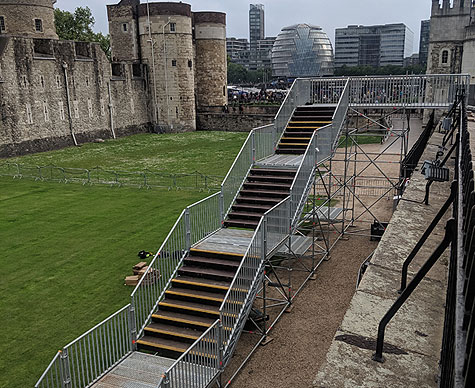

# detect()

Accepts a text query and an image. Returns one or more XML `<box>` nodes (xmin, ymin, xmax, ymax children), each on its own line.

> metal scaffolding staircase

<box><xmin>35</xmin><ymin>74</ymin><xmax>469</xmax><ymax>388</ymax></box>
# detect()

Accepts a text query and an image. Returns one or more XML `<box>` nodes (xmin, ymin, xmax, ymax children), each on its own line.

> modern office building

<box><xmin>419</xmin><ymin>20</ymin><xmax>431</xmax><ymax>67</ymax></box>
<box><xmin>335</xmin><ymin>23</ymin><xmax>414</xmax><ymax>68</ymax></box>
<box><xmin>272</xmin><ymin>24</ymin><xmax>334</xmax><ymax>78</ymax></box>
<box><xmin>249</xmin><ymin>4</ymin><xmax>265</xmax><ymax>51</ymax></box>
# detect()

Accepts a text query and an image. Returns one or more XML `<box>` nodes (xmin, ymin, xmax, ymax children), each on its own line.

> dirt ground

<box><xmin>222</xmin><ymin>118</ymin><xmax>423</xmax><ymax>388</ymax></box>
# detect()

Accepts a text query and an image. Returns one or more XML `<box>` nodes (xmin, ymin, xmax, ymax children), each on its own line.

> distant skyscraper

<box><xmin>249</xmin><ymin>4</ymin><xmax>265</xmax><ymax>51</ymax></box>
<box><xmin>419</xmin><ymin>20</ymin><xmax>430</xmax><ymax>67</ymax></box>
<box><xmin>335</xmin><ymin>23</ymin><xmax>414</xmax><ymax>68</ymax></box>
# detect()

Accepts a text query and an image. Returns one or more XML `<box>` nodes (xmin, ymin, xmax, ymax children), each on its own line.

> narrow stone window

<box><xmin>40</xmin><ymin>75</ymin><xmax>45</xmax><ymax>88</ymax></box>
<box><xmin>223</xmin><ymin>86</ymin><xmax>226</xmax><ymax>96</ymax></box>
<box><xmin>100</xmin><ymin>99</ymin><xmax>105</xmax><ymax>116</ymax></box>
<box><xmin>43</xmin><ymin>101</ymin><xmax>49</xmax><ymax>122</ymax></box>
<box><xmin>441</xmin><ymin>50</ymin><xmax>449</xmax><ymax>65</ymax></box>
<box><xmin>122</xmin><ymin>23</ymin><xmax>128</xmax><ymax>32</ymax></box>
<box><xmin>130</xmin><ymin>98</ymin><xmax>135</xmax><ymax>114</ymax></box>
<box><xmin>85</xmin><ymin>76</ymin><xmax>89</xmax><ymax>87</ymax></box>
<box><xmin>188</xmin><ymin>60</ymin><xmax>192</xmax><ymax>68</ymax></box>
<box><xmin>22</xmin><ymin>75</ymin><xmax>28</xmax><ymax>88</ymax></box>
<box><xmin>170</xmin><ymin>23</ymin><xmax>176</xmax><ymax>32</ymax></box>
<box><xmin>87</xmin><ymin>99</ymin><xmax>93</xmax><ymax>118</ymax></box>
<box><xmin>172</xmin><ymin>59</ymin><xmax>177</xmax><ymax>67</ymax></box>
<box><xmin>73</xmin><ymin>100</ymin><xmax>79</xmax><ymax>119</ymax></box>
<box><xmin>59</xmin><ymin>101</ymin><xmax>65</xmax><ymax>121</ymax></box>
<box><xmin>35</xmin><ymin>19</ymin><xmax>43</xmax><ymax>32</ymax></box>
<box><xmin>0</xmin><ymin>16</ymin><xmax>5</xmax><ymax>32</ymax></box>
<box><xmin>26</xmin><ymin>103</ymin><xmax>33</xmax><ymax>124</ymax></box>
<box><xmin>176</xmin><ymin>106</ymin><xmax>179</xmax><ymax>119</ymax></box>
<box><xmin>56</xmin><ymin>75</ymin><xmax>61</xmax><ymax>88</ymax></box>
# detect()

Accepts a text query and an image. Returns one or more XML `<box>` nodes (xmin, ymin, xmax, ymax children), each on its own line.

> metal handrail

<box><xmin>162</xmin><ymin>320</ymin><xmax>222</xmax><ymax>388</ymax></box>
<box><xmin>34</xmin><ymin>351</ymin><xmax>62</xmax><ymax>388</ymax></box>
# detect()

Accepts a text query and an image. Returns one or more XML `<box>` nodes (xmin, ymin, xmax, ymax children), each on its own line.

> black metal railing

<box><xmin>372</xmin><ymin>92</ymin><xmax>475</xmax><ymax>388</ymax></box>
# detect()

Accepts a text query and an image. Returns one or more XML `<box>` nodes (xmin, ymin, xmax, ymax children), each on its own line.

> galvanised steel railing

<box><xmin>312</xmin><ymin>77</ymin><xmax>349</xmax><ymax>104</ymax></box>
<box><xmin>349</xmin><ymin>74</ymin><xmax>470</xmax><ymax>108</ymax></box>
<box><xmin>161</xmin><ymin>320</ymin><xmax>222</xmax><ymax>388</ymax></box>
<box><xmin>221</xmin><ymin>124</ymin><xmax>276</xmax><ymax>219</ymax></box>
<box><xmin>219</xmin><ymin>197</ymin><xmax>291</xmax><ymax>364</ymax></box>
<box><xmin>35</xmin><ymin>305</ymin><xmax>133</xmax><ymax>388</ymax></box>
<box><xmin>331</xmin><ymin>80</ymin><xmax>350</xmax><ymax>149</ymax></box>
<box><xmin>131</xmin><ymin>192</ymin><xmax>221</xmax><ymax>338</ymax></box>
<box><xmin>275</xmin><ymin>78</ymin><xmax>312</xmax><ymax>141</ymax></box>
<box><xmin>0</xmin><ymin>162</ymin><xmax>223</xmax><ymax>191</ymax></box>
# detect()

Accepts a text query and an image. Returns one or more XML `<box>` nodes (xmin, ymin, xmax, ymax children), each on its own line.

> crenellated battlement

<box><xmin>432</xmin><ymin>0</ymin><xmax>473</xmax><ymax>16</ymax></box>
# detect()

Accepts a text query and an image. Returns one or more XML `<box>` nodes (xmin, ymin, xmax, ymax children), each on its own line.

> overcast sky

<box><xmin>55</xmin><ymin>0</ymin><xmax>432</xmax><ymax>53</ymax></box>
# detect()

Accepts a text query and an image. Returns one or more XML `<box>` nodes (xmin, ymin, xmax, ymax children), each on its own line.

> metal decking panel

<box><xmin>277</xmin><ymin>235</ymin><xmax>313</xmax><ymax>257</ymax></box>
<box><xmin>193</xmin><ymin>228</ymin><xmax>254</xmax><ymax>256</ymax></box>
<box><xmin>256</xmin><ymin>154</ymin><xmax>304</xmax><ymax>168</ymax></box>
<box><xmin>92</xmin><ymin>352</ymin><xmax>174</xmax><ymax>388</ymax></box>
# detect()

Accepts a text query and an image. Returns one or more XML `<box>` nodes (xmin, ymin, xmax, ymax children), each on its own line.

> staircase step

<box><xmin>250</xmin><ymin>168</ymin><xmax>297</xmax><ymax>176</ymax></box>
<box><xmin>243</xmin><ymin>182</ymin><xmax>292</xmax><ymax>190</ymax></box>
<box><xmin>190</xmin><ymin>248</ymin><xmax>243</xmax><ymax>261</ymax></box>
<box><xmin>227</xmin><ymin>211</ymin><xmax>264</xmax><ymax>219</ymax></box>
<box><xmin>276</xmin><ymin>149</ymin><xmax>306</xmax><ymax>155</ymax></box>
<box><xmin>178</xmin><ymin>265</ymin><xmax>236</xmax><ymax>282</ymax></box>
<box><xmin>136</xmin><ymin>336</ymin><xmax>188</xmax><ymax>358</ymax></box>
<box><xmin>278</xmin><ymin>143</ymin><xmax>309</xmax><ymax>147</ymax></box>
<box><xmin>166</xmin><ymin>286</ymin><xmax>225</xmax><ymax>304</ymax></box>
<box><xmin>152</xmin><ymin>310</ymin><xmax>216</xmax><ymax>329</ymax></box>
<box><xmin>247</xmin><ymin>175</ymin><xmax>294</xmax><ymax>183</ymax></box>
<box><xmin>232</xmin><ymin>203</ymin><xmax>274</xmax><ymax>212</ymax></box>
<box><xmin>281</xmin><ymin>137</ymin><xmax>312</xmax><ymax>141</ymax></box>
<box><xmin>159</xmin><ymin>298</ymin><xmax>220</xmax><ymax>318</ymax></box>
<box><xmin>289</xmin><ymin>121</ymin><xmax>332</xmax><ymax>125</ymax></box>
<box><xmin>240</xmin><ymin>189</ymin><xmax>290</xmax><ymax>197</ymax></box>
<box><xmin>184</xmin><ymin>255</ymin><xmax>240</xmax><ymax>271</ymax></box>
<box><xmin>236</xmin><ymin>196</ymin><xmax>282</xmax><ymax>205</ymax></box>
<box><xmin>172</xmin><ymin>275</ymin><xmax>230</xmax><ymax>292</ymax></box>
<box><xmin>224</xmin><ymin>219</ymin><xmax>260</xmax><ymax>229</ymax></box>
<box><xmin>144</xmin><ymin>322</ymin><xmax>204</xmax><ymax>342</ymax></box>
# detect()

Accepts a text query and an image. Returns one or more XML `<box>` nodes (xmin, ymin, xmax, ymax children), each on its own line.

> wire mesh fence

<box><xmin>0</xmin><ymin>162</ymin><xmax>223</xmax><ymax>192</ymax></box>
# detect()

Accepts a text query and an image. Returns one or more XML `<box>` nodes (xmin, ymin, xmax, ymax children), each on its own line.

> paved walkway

<box><xmin>314</xmin><ymin>131</ymin><xmax>453</xmax><ymax>387</ymax></box>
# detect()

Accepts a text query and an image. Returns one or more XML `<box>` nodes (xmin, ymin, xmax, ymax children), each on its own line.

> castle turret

<box><xmin>193</xmin><ymin>12</ymin><xmax>227</xmax><ymax>109</ymax></box>
<box><xmin>0</xmin><ymin>0</ymin><xmax>58</xmax><ymax>39</ymax></box>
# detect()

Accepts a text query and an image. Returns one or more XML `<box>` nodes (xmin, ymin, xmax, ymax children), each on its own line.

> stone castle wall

<box><xmin>0</xmin><ymin>36</ymin><xmax>151</xmax><ymax>157</ymax></box>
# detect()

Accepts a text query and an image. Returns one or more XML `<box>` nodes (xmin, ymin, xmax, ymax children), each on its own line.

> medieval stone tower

<box><xmin>107</xmin><ymin>1</ymin><xmax>228</xmax><ymax>132</ymax></box>
<box><xmin>0</xmin><ymin>0</ymin><xmax>58</xmax><ymax>39</ymax></box>
<box><xmin>427</xmin><ymin>0</ymin><xmax>474</xmax><ymax>77</ymax></box>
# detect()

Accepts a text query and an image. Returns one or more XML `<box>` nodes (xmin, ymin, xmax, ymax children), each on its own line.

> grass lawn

<box><xmin>6</xmin><ymin>131</ymin><xmax>248</xmax><ymax>176</ymax></box>
<box><xmin>338</xmin><ymin>134</ymin><xmax>382</xmax><ymax>148</ymax></box>
<box><xmin>0</xmin><ymin>132</ymin><xmax>246</xmax><ymax>388</ymax></box>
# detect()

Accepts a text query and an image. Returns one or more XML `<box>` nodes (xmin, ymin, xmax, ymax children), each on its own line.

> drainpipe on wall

<box><xmin>108</xmin><ymin>82</ymin><xmax>116</xmax><ymax>139</ymax></box>
<box><xmin>62</xmin><ymin>62</ymin><xmax>78</xmax><ymax>146</ymax></box>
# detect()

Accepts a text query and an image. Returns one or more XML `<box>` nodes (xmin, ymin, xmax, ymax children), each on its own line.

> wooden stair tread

<box><xmin>166</xmin><ymin>286</ymin><xmax>225</xmax><ymax>302</ymax></box>
<box><xmin>237</xmin><ymin>196</ymin><xmax>282</xmax><ymax>203</ymax></box>
<box><xmin>179</xmin><ymin>265</ymin><xmax>236</xmax><ymax>278</ymax></box>
<box><xmin>145</xmin><ymin>322</ymin><xmax>204</xmax><ymax>339</ymax></box>
<box><xmin>184</xmin><ymin>256</ymin><xmax>240</xmax><ymax>268</ymax></box>
<box><xmin>172</xmin><ymin>275</ymin><xmax>230</xmax><ymax>289</ymax></box>
<box><xmin>250</xmin><ymin>168</ymin><xmax>297</xmax><ymax>174</ymax></box>
<box><xmin>278</xmin><ymin>143</ymin><xmax>309</xmax><ymax>146</ymax></box>
<box><xmin>244</xmin><ymin>182</ymin><xmax>292</xmax><ymax>189</ymax></box>
<box><xmin>232</xmin><ymin>203</ymin><xmax>274</xmax><ymax>211</ymax></box>
<box><xmin>228</xmin><ymin>211</ymin><xmax>264</xmax><ymax>218</ymax></box>
<box><xmin>224</xmin><ymin>219</ymin><xmax>259</xmax><ymax>227</ymax></box>
<box><xmin>160</xmin><ymin>298</ymin><xmax>220</xmax><ymax>314</ymax></box>
<box><xmin>152</xmin><ymin>310</ymin><xmax>216</xmax><ymax>326</ymax></box>
<box><xmin>240</xmin><ymin>189</ymin><xmax>289</xmax><ymax>196</ymax></box>
<box><xmin>137</xmin><ymin>336</ymin><xmax>188</xmax><ymax>352</ymax></box>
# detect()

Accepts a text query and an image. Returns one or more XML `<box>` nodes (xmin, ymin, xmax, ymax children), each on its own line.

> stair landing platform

<box><xmin>92</xmin><ymin>352</ymin><xmax>174</xmax><ymax>388</ymax></box>
<box><xmin>256</xmin><ymin>154</ymin><xmax>303</xmax><ymax>168</ymax></box>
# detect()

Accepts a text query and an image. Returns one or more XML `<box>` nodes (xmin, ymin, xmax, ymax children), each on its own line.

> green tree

<box><xmin>54</xmin><ymin>7</ymin><xmax>111</xmax><ymax>59</ymax></box>
<box><xmin>335</xmin><ymin>64</ymin><xmax>426</xmax><ymax>77</ymax></box>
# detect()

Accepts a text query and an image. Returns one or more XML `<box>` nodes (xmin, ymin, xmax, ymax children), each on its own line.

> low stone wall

<box><xmin>196</xmin><ymin>113</ymin><xmax>274</xmax><ymax>132</ymax></box>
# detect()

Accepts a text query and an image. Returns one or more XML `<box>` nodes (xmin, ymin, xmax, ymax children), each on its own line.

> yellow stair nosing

<box><xmin>152</xmin><ymin>314</ymin><xmax>212</xmax><ymax>327</ymax></box>
<box><xmin>190</xmin><ymin>248</ymin><xmax>243</xmax><ymax>258</ymax></box>
<box><xmin>289</xmin><ymin>121</ymin><xmax>331</xmax><ymax>124</ymax></box>
<box><xmin>159</xmin><ymin>302</ymin><xmax>220</xmax><ymax>316</ymax></box>
<box><xmin>279</xmin><ymin>143</ymin><xmax>309</xmax><ymax>146</ymax></box>
<box><xmin>165</xmin><ymin>290</ymin><xmax>223</xmax><ymax>302</ymax></box>
<box><xmin>172</xmin><ymin>278</ymin><xmax>229</xmax><ymax>291</ymax></box>
<box><xmin>144</xmin><ymin>327</ymin><xmax>199</xmax><ymax>340</ymax></box>
<box><xmin>137</xmin><ymin>340</ymin><xmax>186</xmax><ymax>353</ymax></box>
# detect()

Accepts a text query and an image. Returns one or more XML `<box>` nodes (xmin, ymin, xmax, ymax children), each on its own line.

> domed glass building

<box><xmin>272</xmin><ymin>24</ymin><xmax>334</xmax><ymax>78</ymax></box>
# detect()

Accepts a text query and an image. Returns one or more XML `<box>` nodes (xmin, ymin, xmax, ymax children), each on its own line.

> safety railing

<box><xmin>219</xmin><ymin>197</ymin><xmax>290</xmax><ymax>364</ymax></box>
<box><xmin>275</xmin><ymin>78</ymin><xmax>312</xmax><ymax>140</ymax></box>
<box><xmin>312</xmin><ymin>77</ymin><xmax>349</xmax><ymax>104</ymax></box>
<box><xmin>0</xmin><ymin>162</ymin><xmax>223</xmax><ymax>191</ymax></box>
<box><xmin>221</xmin><ymin>124</ymin><xmax>276</xmax><ymax>219</ymax></box>
<box><xmin>331</xmin><ymin>80</ymin><xmax>350</xmax><ymax>149</ymax></box>
<box><xmin>35</xmin><ymin>305</ymin><xmax>133</xmax><ymax>388</ymax></box>
<box><xmin>131</xmin><ymin>192</ymin><xmax>221</xmax><ymax>338</ymax></box>
<box><xmin>161</xmin><ymin>320</ymin><xmax>222</xmax><ymax>388</ymax></box>
<box><xmin>349</xmin><ymin>74</ymin><xmax>470</xmax><ymax>108</ymax></box>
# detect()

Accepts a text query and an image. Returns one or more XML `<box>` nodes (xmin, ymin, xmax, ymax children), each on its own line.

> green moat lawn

<box><xmin>0</xmin><ymin>132</ymin><xmax>247</xmax><ymax>388</ymax></box>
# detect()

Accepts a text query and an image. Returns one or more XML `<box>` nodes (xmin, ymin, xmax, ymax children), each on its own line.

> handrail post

<box><xmin>161</xmin><ymin>372</ymin><xmax>170</xmax><ymax>388</ymax></box>
<box><xmin>185</xmin><ymin>207</ymin><xmax>191</xmax><ymax>251</ymax></box>
<box><xmin>219</xmin><ymin>191</ymin><xmax>224</xmax><ymax>225</ymax></box>
<box><xmin>251</xmin><ymin>131</ymin><xmax>256</xmax><ymax>165</ymax></box>
<box><xmin>129</xmin><ymin>301</ymin><xmax>138</xmax><ymax>350</ymax></box>
<box><xmin>373</xmin><ymin>218</ymin><xmax>456</xmax><ymax>363</ymax></box>
<box><xmin>218</xmin><ymin>320</ymin><xmax>224</xmax><ymax>372</ymax></box>
<box><xmin>60</xmin><ymin>349</ymin><xmax>71</xmax><ymax>388</ymax></box>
